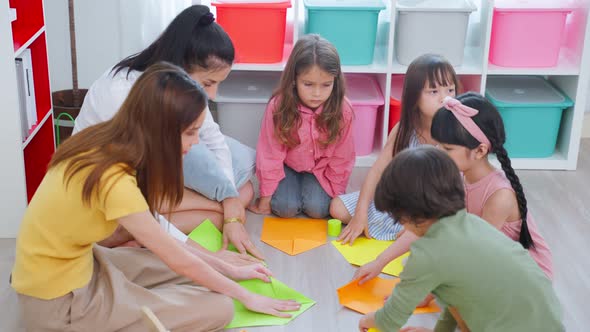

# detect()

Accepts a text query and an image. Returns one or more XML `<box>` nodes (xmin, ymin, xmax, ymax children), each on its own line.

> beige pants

<box><xmin>18</xmin><ymin>246</ymin><xmax>234</xmax><ymax>332</ymax></box>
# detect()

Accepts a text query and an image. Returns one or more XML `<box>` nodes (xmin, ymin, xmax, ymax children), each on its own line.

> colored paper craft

<box><xmin>261</xmin><ymin>217</ymin><xmax>327</xmax><ymax>255</ymax></box>
<box><xmin>187</xmin><ymin>219</ymin><xmax>237</xmax><ymax>252</ymax></box>
<box><xmin>337</xmin><ymin>277</ymin><xmax>440</xmax><ymax>315</ymax></box>
<box><xmin>187</xmin><ymin>220</ymin><xmax>316</xmax><ymax>328</ymax></box>
<box><xmin>227</xmin><ymin>277</ymin><xmax>316</xmax><ymax>328</ymax></box>
<box><xmin>332</xmin><ymin>238</ymin><xmax>410</xmax><ymax>276</ymax></box>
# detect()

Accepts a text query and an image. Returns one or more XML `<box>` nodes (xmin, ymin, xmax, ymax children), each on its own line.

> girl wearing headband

<box><xmin>431</xmin><ymin>92</ymin><xmax>553</xmax><ymax>280</ymax></box>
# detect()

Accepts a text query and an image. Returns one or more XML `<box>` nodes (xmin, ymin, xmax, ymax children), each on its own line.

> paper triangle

<box><xmin>332</xmin><ymin>238</ymin><xmax>410</xmax><ymax>276</ymax></box>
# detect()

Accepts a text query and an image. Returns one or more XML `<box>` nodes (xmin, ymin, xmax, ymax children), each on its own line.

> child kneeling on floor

<box><xmin>358</xmin><ymin>146</ymin><xmax>562</xmax><ymax>332</ymax></box>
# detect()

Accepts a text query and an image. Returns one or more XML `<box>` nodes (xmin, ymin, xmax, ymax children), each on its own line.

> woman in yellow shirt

<box><xmin>11</xmin><ymin>62</ymin><xmax>299</xmax><ymax>331</ymax></box>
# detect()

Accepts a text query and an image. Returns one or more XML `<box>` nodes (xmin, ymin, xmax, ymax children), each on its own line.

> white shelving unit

<box><xmin>0</xmin><ymin>0</ymin><xmax>55</xmax><ymax>238</ymax></box>
<box><xmin>208</xmin><ymin>0</ymin><xmax>589</xmax><ymax>170</ymax></box>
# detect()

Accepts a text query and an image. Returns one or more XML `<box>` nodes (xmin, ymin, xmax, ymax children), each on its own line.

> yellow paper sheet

<box><xmin>261</xmin><ymin>217</ymin><xmax>327</xmax><ymax>255</ymax></box>
<box><xmin>332</xmin><ymin>238</ymin><xmax>410</xmax><ymax>276</ymax></box>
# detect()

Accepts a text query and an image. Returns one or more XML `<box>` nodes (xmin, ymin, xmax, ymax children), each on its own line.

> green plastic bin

<box><xmin>485</xmin><ymin>76</ymin><xmax>573</xmax><ymax>158</ymax></box>
<box><xmin>303</xmin><ymin>0</ymin><xmax>385</xmax><ymax>65</ymax></box>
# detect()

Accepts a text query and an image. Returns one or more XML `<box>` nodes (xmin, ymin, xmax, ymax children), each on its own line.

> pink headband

<box><xmin>443</xmin><ymin>96</ymin><xmax>491</xmax><ymax>149</ymax></box>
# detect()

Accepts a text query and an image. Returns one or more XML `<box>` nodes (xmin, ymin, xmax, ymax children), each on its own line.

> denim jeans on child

<box><xmin>271</xmin><ymin>165</ymin><xmax>331</xmax><ymax>219</ymax></box>
<box><xmin>183</xmin><ymin>136</ymin><xmax>255</xmax><ymax>202</ymax></box>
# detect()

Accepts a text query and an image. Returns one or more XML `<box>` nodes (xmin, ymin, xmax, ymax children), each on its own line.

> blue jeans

<box><xmin>183</xmin><ymin>136</ymin><xmax>255</xmax><ymax>202</ymax></box>
<box><xmin>271</xmin><ymin>166</ymin><xmax>331</xmax><ymax>219</ymax></box>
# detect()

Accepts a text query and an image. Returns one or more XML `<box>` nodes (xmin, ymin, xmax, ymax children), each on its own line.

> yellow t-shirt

<box><xmin>11</xmin><ymin>161</ymin><xmax>149</xmax><ymax>299</ymax></box>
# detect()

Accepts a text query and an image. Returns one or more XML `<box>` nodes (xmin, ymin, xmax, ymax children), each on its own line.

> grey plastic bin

<box><xmin>395</xmin><ymin>0</ymin><xmax>476</xmax><ymax>66</ymax></box>
<box><xmin>215</xmin><ymin>71</ymin><xmax>280</xmax><ymax>149</ymax></box>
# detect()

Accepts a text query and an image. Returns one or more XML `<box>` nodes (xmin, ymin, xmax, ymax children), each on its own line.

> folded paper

<box><xmin>332</xmin><ymin>238</ymin><xmax>410</xmax><ymax>276</ymax></box>
<box><xmin>261</xmin><ymin>217</ymin><xmax>327</xmax><ymax>255</ymax></box>
<box><xmin>187</xmin><ymin>220</ymin><xmax>315</xmax><ymax>328</ymax></box>
<box><xmin>337</xmin><ymin>277</ymin><xmax>440</xmax><ymax>315</ymax></box>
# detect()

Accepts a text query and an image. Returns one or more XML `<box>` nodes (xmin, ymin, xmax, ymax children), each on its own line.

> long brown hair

<box><xmin>50</xmin><ymin>62</ymin><xmax>208</xmax><ymax>214</ymax></box>
<box><xmin>271</xmin><ymin>34</ymin><xmax>345</xmax><ymax>148</ymax></box>
<box><xmin>392</xmin><ymin>54</ymin><xmax>461</xmax><ymax>156</ymax></box>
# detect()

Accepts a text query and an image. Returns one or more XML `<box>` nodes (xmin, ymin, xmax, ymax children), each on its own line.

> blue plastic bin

<box><xmin>485</xmin><ymin>76</ymin><xmax>573</xmax><ymax>158</ymax></box>
<box><xmin>303</xmin><ymin>0</ymin><xmax>385</xmax><ymax>65</ymax></box>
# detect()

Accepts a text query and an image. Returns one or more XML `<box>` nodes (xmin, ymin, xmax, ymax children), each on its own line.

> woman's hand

<box><xmin>214</xmin><ymin>249</ymin><xmax>262</xmax><ymax>267</ymax></box>
<box><xmin>339</xmin><ymin>213</ymin><xmax>371</xmax><ymax>245</ymax></box>
<box><xmin>222</xmin><ymin>222</ymin><xmax>265</xmax><ymax>260</ymax></box>
<box><xmin>227</xmin><ymin>263</ymin><xmax>273</xmax><ymax>282</ymax></box>
<box><xmin>241</xmin><ymin>292</ymin><xmax>301</xmax><ymax>318</ymax></box>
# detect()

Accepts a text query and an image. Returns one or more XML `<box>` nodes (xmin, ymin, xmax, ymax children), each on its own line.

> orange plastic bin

<box><xmin>212</xmin><ymin>1</ymin><xmax>291</xmax><ymax>63</ymax></box>
<box><xmin>388</xmin><ymin>75</ymin><xmax>404</xmax><ymax>133</ymax></box>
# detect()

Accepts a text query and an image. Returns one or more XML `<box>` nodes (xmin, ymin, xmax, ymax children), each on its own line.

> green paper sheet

<box><xmin>332</xmin><ymin>238</ymin><xmax>410</xmax><ymax>276</ymax></box>
<box><xmin>227</xmin><ymin>277</ymin><xmax>316</xmax><ymax>329</ymax></box>
<box><xmin>187</xmin><ymin>219</ymin><xmax>237</xmax><ymax>252</ymax></box>
<box><xmin>187</xmin><ymin>220</ymin><xmax>316</xmax><ymax>328</ymax></box>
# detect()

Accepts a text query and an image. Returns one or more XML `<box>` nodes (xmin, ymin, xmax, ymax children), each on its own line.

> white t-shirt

<box><xmin>74</xmin><ymin>67</ymin><xmax>235</xmax><ymax>242</ymax></box>
<box><xmin>73</xmin><ymin>67</ymin><xmax>236</xmax><ymax>185</ymax></box>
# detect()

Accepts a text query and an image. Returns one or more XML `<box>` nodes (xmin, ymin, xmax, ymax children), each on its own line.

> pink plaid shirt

<box><xmin>256</xmin><ymin>97</ymin><xmax>355</xmax><ymax>198</ymax></box>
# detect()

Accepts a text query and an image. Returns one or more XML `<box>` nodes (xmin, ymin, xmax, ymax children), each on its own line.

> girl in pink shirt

<box><xmin>431</xmin><ymin>92</ymin><xmax>553</xmax><ymax>280</ymax></box>
<box><xmin>248</xmin><ymin>34</ymin><xmax>355</xmax><ymax>219</ymax></box>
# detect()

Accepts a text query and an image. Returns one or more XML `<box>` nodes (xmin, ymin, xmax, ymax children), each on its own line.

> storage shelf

<box><xmin>489</xmin><ymin>150</ymin><xmax>570</xmax><ymax>170</ymax></box>
<box><xmin>391</xmin><ymin>46</ymin><xmax>483</xmax><ymax>75</ymax></box>
<box><xmin>217</xmin><ymin>0</ymin><xmax>590</xmax><ymax>171</ymax></box>
<box><xmin>342</xmin><ymin>45</ymin><xmax>389</xmax><ymax>74</ymax></box>
<box><xmin>232</xmin><ymin>43</ymin><xmax>292</xmax><ymax>71</ymax></box>
<box><xmin>22</xmin><ymin>109</ymin><xmax>52</xmax><ymax>150</ymax></box>
<box><xmin>13</xmin><ymin>26</ymin><xmax>44</xmax><ymax>57</ymax></box>
<box><xmin>487</xmin><ymin>48</ymin><xmax>581</xmax><ymax>76</ymax></box>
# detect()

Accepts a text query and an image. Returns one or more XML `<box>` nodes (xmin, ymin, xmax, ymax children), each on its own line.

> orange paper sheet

<box><xmin>337</xmin><ymin>277</ymin><xmax>440</xmax><ymax>315</ymax></box>
<box><xmin>261</xmin><ymin>217</ymin><xmax>327</xmax><ymax>255</ymax></box>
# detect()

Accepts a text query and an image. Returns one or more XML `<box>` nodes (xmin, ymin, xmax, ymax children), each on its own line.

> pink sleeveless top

<box><xmin>465</xmin><ymin>170</ymin><xmax>553</xmax><ymax>280</ymax></box>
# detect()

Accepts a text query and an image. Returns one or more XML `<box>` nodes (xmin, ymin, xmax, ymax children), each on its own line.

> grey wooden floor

<box><xmin>2</xmin><ymin>140</ymin><xmax>590</xmax><ymax>331</ymax></box>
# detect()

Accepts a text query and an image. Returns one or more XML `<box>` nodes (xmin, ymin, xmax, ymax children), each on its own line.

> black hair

<box><xmin>431</xmin><ymin>92</ymin><xmax>534</xmax><ymax>248</ymax></box>
<box><xmin>392</xmin><ymin>53</ymin><xmax>461</xmax><ymax>156</ymax></box>
<box><xmin>375</xmin><ymin>146</ymin><xmax>465</xmax><ymax>224</ymax></box>
<box><xmin>113</xmin><ymin>5</ymin><xmax>234</xmax><ymax>77</ymax></box>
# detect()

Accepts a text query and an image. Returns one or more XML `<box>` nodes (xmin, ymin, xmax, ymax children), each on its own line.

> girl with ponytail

<box><xmin>74</xmin><ymin>5</ymin><xmax>265</xmax><ymax>261</ymax></box>
<box><xmin>431</xmin><ymin>92</ymin><xmax>553</xmax><ymax>279</ymax></box>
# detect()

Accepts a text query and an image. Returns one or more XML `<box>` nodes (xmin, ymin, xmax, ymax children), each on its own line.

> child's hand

<box><xmin>247</xmin><ymin>197</ymin><xmax>272</xmax><ymax>215</ymax></box>
<box><xmin>228</xmin><ymin>262</ymin><xmax>273</xmax><ymax>282</ymax></box>
<box><xmin>353</xmin><ymin>260</ymin><xmax>384</xmax><ymax>285</ymax></box>
<box><xmin>358</xmin><ymin>312</ymin><xmax>376</xmax><ymax>331</ymax></box>
<box><xmin>400</xmin><ymin>327</ymin><xmax>433</xmax><ymax>332</ymax></box>
<box><xmin>338</xmin><ymin>213</ymin><xmax>371</xmax><ymax>245</ymax></box>
<box><xmin>416</xmin><ymin>293</ymin><xmax>435</xmax><ymax>307</ymax></box>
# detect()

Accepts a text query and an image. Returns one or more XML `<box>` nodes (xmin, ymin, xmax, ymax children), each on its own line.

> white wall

<box><xmin>45</xmin><ymin>0</ymin><xmax>191</xmax><ymax>91</ymax></box>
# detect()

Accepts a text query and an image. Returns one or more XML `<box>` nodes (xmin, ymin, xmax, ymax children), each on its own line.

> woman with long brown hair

<box><xmin>11</xmin><ymin>63</ymin><xmax>299</xmax><ymax>331</ymax></box>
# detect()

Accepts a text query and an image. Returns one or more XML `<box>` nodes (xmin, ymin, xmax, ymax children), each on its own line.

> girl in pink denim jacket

<box><xmin>248</xmin><ymin>34</ymin><xmax>355</xmax><ymax>219</ymax></box>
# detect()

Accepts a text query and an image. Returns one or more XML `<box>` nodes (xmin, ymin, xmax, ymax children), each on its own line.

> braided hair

<box><xmin>431</xmin><ymin>92</ymin><xmax>534</xmax><ymax>249</ymax></box>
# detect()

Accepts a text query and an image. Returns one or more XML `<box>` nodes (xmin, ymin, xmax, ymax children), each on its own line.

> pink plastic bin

<box><xmin>345</xmin><ymin>74</ymin><xmax>384</xmax><ymax>156</ymax></box>
<box><xmin>489</xmin><ymin>0</ymin><xmax>572</xmax><ymax>67</ymax></box>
